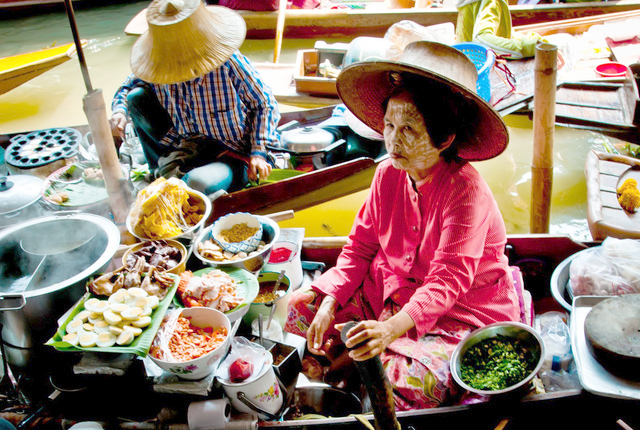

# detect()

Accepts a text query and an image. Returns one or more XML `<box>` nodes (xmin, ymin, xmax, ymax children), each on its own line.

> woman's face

<box><xmin>383</xmin><ymin>90</ymin><xmax>450</xmax><ymax>182</ymax></box>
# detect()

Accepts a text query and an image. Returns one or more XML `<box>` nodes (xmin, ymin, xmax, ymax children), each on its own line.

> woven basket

<box><xmin>452</xmin><ymin>43</ymin><xmax>495</xmax><ymax>103</ymax></box>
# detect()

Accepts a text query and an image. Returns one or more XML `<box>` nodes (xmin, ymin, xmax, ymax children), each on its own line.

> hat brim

<box><xmin>336</xmin><ymin>61</ymin><xmax>508</xmax><ymax>161</ymax></box>
<box><xmin>131</xmin><ymin>5</ymin><xmax>246</xmax><ymax>84</ymax></box>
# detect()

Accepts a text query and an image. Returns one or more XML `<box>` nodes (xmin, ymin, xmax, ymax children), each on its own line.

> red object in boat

<box><xmin>594</xmin><ymin>62</ymin><xmax>627</xmax><ymax>77</ymax></box>
<box><xmin>269</xmin><ymin>246</ymin><xmax>293</xmax><ymax>263</ymax></box>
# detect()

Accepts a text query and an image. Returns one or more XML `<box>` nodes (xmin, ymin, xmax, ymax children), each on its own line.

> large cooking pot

<box><xmin>0</xmin><ymin>175</ymin><xmax>49</xmax><ymax>230</ymax></box>
<box><xmin>0</xmin><ymin>213</ymin><xmax>120</xmax><ymax>369</ymax></box>
<box><xmin>276</xmin><ymin>125</ymin><xmax>347</xmax><ymax>170</ymax></box>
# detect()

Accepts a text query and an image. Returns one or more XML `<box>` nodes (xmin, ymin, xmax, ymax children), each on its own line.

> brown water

<box><xmin>0</xmin><ymin>2</ymin><xmax>618</xmax><ymax>240</ymax></box>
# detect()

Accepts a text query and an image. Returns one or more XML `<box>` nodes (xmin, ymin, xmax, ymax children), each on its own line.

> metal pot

<box><xmin>0</xmin><ymin>213</ymin><xmax>120</xmax><ymax>369</ymax></box>
<box><xmin>277</xmin><ymin>125</ymin><xmax>347</xmax><ymax>170</ymax></box>
<box><xmin>0</xmin><ymin>175</ymin><xmax>49</xmax><ymax>230</ymax></box>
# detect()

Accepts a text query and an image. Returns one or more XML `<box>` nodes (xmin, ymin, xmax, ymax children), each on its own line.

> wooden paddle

<box><xmin>273</xmin><ymin>0</ymin><xmax>288</xmax><ymax>63</ymax></box>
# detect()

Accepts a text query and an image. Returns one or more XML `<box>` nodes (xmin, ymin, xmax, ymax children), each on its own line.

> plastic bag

<box><xmin>569</xmin><ymin>237</ymin><xmax>640</xmax><ymax>296</ymax></box>
<box><xmin>383</xmin><ymin>21</ymin><xmax>455</xmax><ymax>57</ymax></box>
<box><xmin>216</xmin><ymin>337</ymin><xmax>270</xmax><ymax>384</ymax></box>
<box><xmin>536</xmin><ymin>312</ymin><xmax>580</xmax><ymax>391</ymax></box>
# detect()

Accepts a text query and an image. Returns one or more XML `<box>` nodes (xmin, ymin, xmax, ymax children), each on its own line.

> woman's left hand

<box><xmin>335</xmin><ymin>311</ymin><xmax>415</xmax><ymax>361</ymax></box>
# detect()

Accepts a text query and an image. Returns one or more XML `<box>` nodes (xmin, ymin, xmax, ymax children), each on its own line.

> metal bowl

<box><xmin>284</xmin><ymin>387</ymin><xmax>362</xmax><ymax>420</ymax></box>
<box><xmin>194</xmin><ymin>215</ymin><xmax>280</xmax><ymax>274</ymax></box>
<box><xmin>450</xmin><ymin>321</ymin><xmax>545</xmax><ymax>397</ymax></box>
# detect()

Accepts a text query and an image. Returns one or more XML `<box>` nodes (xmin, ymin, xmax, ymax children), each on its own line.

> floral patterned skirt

<box><xmin>284</xmin><ymin>287</ymin><xmax>476</xmax><ymax>411</ymax></box>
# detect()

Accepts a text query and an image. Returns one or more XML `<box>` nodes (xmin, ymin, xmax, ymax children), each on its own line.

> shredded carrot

<box><xmin>152</xmin><ymin>316</ymin><xmax>227</xmax><ymax>362</ymax></box>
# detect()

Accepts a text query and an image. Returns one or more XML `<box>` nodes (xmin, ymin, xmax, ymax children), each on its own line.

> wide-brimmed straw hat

<box><xmin>336</xmin><ymin>41</ymin><xmax>508</xmax><ymax>161</ymax></box>
<box><xmin>130</xmin><ymin>0</ymin><xmax>246</xmax><ymax>84</ymax></box>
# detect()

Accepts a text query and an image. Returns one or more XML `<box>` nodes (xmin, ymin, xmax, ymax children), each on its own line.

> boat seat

<box><xmin>511</xmin><ymin>265</ymin><xmax>534</xmax><ymax>327</ymax></box>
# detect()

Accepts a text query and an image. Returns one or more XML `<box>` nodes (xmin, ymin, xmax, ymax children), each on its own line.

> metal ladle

<box><xmin>266</xmin><ymin>270</ymin><xmax>286</xmax><ymax>330</ymax></box>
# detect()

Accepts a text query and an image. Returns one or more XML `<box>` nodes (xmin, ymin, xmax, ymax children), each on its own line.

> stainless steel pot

<box><xmin>0</xmin><ymin>175</ymin><xmax>49</xmax><ymax>230</ymax></box>
<box><xmin>277</xmin><ymin>126</ymin><xmax>346</xmax><ymax>170</ymax></box>
<box><xmin>0</xmin><ymin>213</ymin><xmax>120</xmax><ymax>369</ymax></box>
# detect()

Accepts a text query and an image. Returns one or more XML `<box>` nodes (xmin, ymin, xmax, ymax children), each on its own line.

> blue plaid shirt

<box><xmin>112</xmin><ymin>51</ymin><xmax>281</xmax><ymax>160</ymax></box>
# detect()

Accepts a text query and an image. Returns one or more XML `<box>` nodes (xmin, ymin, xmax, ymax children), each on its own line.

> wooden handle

<box><xmin>273</xmin><ymin>0</ymin><xmax>287</xmax><ymax>63</ymax></box>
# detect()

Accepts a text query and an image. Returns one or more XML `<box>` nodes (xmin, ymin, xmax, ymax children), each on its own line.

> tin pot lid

<box><xmin>5</xmin><ymin>127</ymin><xmax>81</xmax><ymax>169</ymax></box>
<box><xmin>0</xmin><ymin>175</ymin><xmax>43</xmax><ymax>215</ymax></box>
<box><xmin>280</xmin><ymin>126</ymin><xmax>339</xmax><ymax>153</ymax></box>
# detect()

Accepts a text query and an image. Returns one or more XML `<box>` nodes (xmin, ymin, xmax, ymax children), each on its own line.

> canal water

<box><xmin>0</xmin><ymin>2</ymin><xmax>618</xmax><ymax>239</ymax></box>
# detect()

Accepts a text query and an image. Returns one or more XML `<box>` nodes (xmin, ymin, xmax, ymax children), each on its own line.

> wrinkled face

<box><xmin>383</xmin><ymin>91</ymin><xmax>448</xmax><ymax>181</ymax></box>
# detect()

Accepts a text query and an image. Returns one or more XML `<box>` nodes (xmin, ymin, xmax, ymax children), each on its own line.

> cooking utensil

<box><xmin>258</xmin><ymin>314</ymin><xmax>264</xmax><ymax>347</ymax></box>
<box><xmin>266</xmin><ymin>270</ymin><xmax>285</xmax><ymax>330</ymax></box>
<box><xmin>0</xmin><ymin>175</ymin><xmax>48</xmax><ymax>230</ymax></box>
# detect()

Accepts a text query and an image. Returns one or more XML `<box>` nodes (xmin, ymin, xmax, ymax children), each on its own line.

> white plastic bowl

<box><xmin>194</xmin><ymin>215</ymin><xmax>280</xmax><ymax>274</ymax></box>
<box><xmin>126</xmin><ymin>187</ymin><xmax>211</xmax><ymax>242</ymax></box>
<box><xmin>211</xmin><ymin>212</ymin><xmax>263</xmax><ymax>254</ymax></box>
<box><xmin>149</xmin><ymin>307</ymin><xmax>231</xmax><ymax>380</ymax></box>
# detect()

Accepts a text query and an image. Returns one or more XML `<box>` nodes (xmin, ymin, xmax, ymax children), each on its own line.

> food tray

<box><xmin>42</xmin><ymin>162</ymin><xmax>109</xmax><ymax>207</ymax></box>
<box><xmin>46</xmin><ymin>274</ymin><xmax>179</xmax><ymax>357</ymax></box>
<box><xmin>570</xmin><ymin>295</ymin><xmax>640</xmax><ymax>400</ymax></box>
<box><xmin>173</xmin><ymin>266</ymin><xmax>259</xmax><ymax>323</ymax></box>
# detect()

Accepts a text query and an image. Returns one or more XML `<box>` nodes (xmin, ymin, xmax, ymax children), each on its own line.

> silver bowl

<box><xmin>194</xmin><ymin>215</ymin><xmax>280</xmax><ymax>274</ymax></box>
<box><xmin>450</xmin><ymin>321</ymin><xmax>545</xmax><ymax>397</ymax></box>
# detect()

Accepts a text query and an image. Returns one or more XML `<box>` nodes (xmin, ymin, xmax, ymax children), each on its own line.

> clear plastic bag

<box><xmin>569</xmin><ymin>237</ymin><xmax>640</xmax><ymax>296</ymax></box>
<box><xmin>216</xmin><ymin>337</ymin><xmax>270</xmax><ymax>384</ymax></box>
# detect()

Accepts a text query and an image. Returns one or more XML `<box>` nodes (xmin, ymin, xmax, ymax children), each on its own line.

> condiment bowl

<box><xmin>194</xmin><ymin>215</ymin><xmax>280</xmax><ymax>274</ymax></box>
<box><xmin>243</xmin><ymin>271</ymin><xmax>292</xmax><ymax>327</ymax></box>
<box><xmin>149</xmin><ymin>307</ymin><xmax>231</xmax><ymax>380</ymax></box>
<box><xmin>450</xmin><ymin>321</ymin><xmax>545</xmax><ymax>397</ymax></box>
<box><xmin>121</xmin><ymin>239</ymin><xmax>187</xmax><ymax>275</ymax></box>
<box><xmin>211</xmin><ymin>212</ymin><xmax>263</xmax><ymax>254</ymax></box>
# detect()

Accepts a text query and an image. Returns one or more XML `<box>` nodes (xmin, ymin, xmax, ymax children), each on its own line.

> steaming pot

<box><xmin>0</xmin><ymin>213</ymin><xmax>120</xmax><ymax>369</ymax></box>
<box><xmin>0</xmin><ymin>175</ymin><xmax>49</xmax><ymax>230</ymax></box>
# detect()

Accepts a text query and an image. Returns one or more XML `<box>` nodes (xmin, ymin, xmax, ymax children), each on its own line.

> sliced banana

<box><xmin>131</xmin><ymin>316</ymin><xmax>152</xmax><ymax>329</ymax></box>
<box><xmin>122</xmin><ymin>325</ymin><xmax>143</xmax><ymax>337</ymax></box>
<box><xmin>79</xmin><ymin>332</ymin><xmax>98</xmax><ymax>347</ymax></box>
<box><xmin>63</xmin><ymin>333</ymin><xmax>79</xmax><ymax>346</ymax></box>
<box><xmin>74</xmin><ymin>310</ymin><xmax>92</xmax><ymax>322</ymax></box>
<box><xmin>96</xmin><ymin>332</ymin><xmax>117</xmax><ymax>348</ymax></box>
<box><xmin>116</xmin><ymin>330</ymin><xmax>135</xmax><ymax>346</ymax></box>
<box><xmin>66</xmin><ymin>319</ymin><xmax>84</xmax><ymax>334</ymax></box>
<box><xmin>121</xmin><ymin>307</ymin><xmax>143</xmax><ymax>321</ymax></box>
<box><xmin>103</xmin><ymin>309</ymin><xmax>122</xmax><ymax>326</ymax></box>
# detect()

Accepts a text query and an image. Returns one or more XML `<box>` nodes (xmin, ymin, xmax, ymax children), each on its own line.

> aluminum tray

<box><xmin>571</xmin><ymin>295</ymin><xmax>640</xmax><ymax>400</ymax></box>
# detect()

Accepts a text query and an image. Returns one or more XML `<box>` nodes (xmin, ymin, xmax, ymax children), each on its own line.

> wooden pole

<box><xmin>273</xmin><ymin>0</ymin><xmax>287</xmax><ymax>63</ymax></box>
<box><xmin>530</xmin><ymin>43</ymin><xmax>557</xmax><ymax>234</ymax></box>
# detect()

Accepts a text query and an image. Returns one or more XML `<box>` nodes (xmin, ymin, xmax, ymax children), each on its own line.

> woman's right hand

<box><xmin>110</xmin><ymin>112</ymin><xmax>127</xmax><ymax>139</ymax></box>
<box><xmin>306</xmin><ymin>295</ymin><xmax>338</xmax><ymax>356</ymax></box>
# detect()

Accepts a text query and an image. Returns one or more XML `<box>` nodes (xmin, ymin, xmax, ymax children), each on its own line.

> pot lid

<box><xmin>5</xmin><ymin>127</ymin><xmax>81</xmax><ymax>169</ymax></box>
<box><xmin>281</xmin><ymin>126</ymin><xmax>339</xmax><ymax>153</ymax></box>
<box><xmin>0</xmin><ymin>175</ymin><xmax>43</xmax><ymax>215</ymax></box>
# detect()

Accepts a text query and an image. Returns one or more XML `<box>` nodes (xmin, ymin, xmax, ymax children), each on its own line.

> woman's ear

<box><xmin>439</xmin><ymin>133</ymin><xmax>456</xmax><ymax>152</ymax></box>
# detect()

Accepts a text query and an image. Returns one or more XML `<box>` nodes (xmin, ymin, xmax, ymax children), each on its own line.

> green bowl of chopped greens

<box><xmin>451</xmin><ymin>322</ymin><xmax>545</xmax><ymax>396</ymax></box>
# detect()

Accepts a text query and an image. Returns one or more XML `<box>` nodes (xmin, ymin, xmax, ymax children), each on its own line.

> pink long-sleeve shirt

<box><xmin>313</xmin><ymin>158</ymin><xmax>520</xmax><ymax>337</ymax></box>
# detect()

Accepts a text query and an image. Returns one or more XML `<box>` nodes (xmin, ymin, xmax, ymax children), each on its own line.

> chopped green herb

<box><xmin>460</xmin><ymin>334</ymin><xmax>537</xmax><ymax>391</ymax></box>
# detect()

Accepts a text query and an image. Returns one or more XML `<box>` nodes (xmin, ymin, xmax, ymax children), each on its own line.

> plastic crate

<box><xmin>452</xmin><ymin>42</ymin><xmax>495</xmax><ymax>103</ymax></box>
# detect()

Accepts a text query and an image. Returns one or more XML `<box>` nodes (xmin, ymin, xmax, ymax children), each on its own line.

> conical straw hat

<box><xmin>337</xmin><ymin>41</ymin><xmax>508</xmax><ymax>161</ymax></box>
<box><xmin>130</xmin><ymin>0</ymin><xmax>246</xmax><ymax>84</ymax></box>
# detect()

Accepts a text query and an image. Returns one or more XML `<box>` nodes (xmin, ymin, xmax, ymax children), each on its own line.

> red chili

<box><xmin>269</xmin><ymin>246</ymin><xmax>292</xmax><ymax>263</ymax></box>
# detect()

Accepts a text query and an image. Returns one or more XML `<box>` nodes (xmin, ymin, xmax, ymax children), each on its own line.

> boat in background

<box><xmin>124</xmin><ymin>0</ymin><xmax>640</xmax><ymax>39</ymax></box>
<box><xmin>0</xmin><ymin>42</ymin><xmax>80</xmax><ymax>96</ymax></box>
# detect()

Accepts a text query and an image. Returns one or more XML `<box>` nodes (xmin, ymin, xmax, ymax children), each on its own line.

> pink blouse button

<box><xmin>406</xmin><ymin>255</ymin><xmax>412</xmax><ymax>261</ymax></box>
<box><xmin>412</xmin><ymin>226</ymin><xmax>418</xmax><ymax>232</ymax></box>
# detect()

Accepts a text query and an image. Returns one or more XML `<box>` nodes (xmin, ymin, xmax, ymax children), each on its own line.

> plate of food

<box><xmin>174</xmin><ymin>267</ymin><xmax>259</xmax><ymax>323</ymax></box>
<box><xmin>42</xmin><ymin>162</ymin><xmax>109</xmax><ymax>208</ymax></box>
<box><xmin>46</xmin><ymin>271</ymin><xmax>179</xmax><ymax>357</ymax></box>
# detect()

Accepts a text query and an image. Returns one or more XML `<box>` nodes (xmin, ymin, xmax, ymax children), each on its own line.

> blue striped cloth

<box><xmin>112</xmin><ymin>51</ymin><xmax>281</xmax><ymax>160</ymax></box>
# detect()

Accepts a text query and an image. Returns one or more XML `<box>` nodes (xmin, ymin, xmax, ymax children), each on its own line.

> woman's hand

<box><xmin>249</xmin><ymin>155</ymin><xmax>272</xmax><ymax>182</ymax></box>
<box><xmin>335</xmin><ymin>311</ymin><xmax>415</xmax><ymax>361</ymax></box>
<box><xmin>110</xmin><ymin>112</ymin><xmax>128</xmax><ymax>139</ymax></box>
<box><xmin>306</xmin><ymin>295</ymin><xmax>339</xmax><ymax>356</ymax></box>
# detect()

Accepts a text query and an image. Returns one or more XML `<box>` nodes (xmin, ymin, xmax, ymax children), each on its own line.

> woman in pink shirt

<box><xmin>284</xmin><ymin>41</ymin><xmax>521</xmax><ymax>409</ymax></box>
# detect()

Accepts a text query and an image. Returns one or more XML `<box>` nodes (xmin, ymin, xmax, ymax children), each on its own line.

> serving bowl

<box><xmin>211</xmin><ymin>212</ymin><xmax>263</xmax><ymax>254</ymax></box>
<box><xmin>194</xmin><ymin>215</ymin><xmax>280</xmax><ymax>274</ymax></box>
<box><xmin>450</xmin><ymin>321</ymin><xmax>545</xmax><ymax>397</ymax></box>
<box><xmin>122</xmin><ymin>239</ymin><xmax>187</xmax><ymax>275</ymax></box>
<box><xmin>243</xmin><ymin>271</ymin><xmax>292</xmax><ymax>328</ymax></box>
<box><xmin>595</xmin><ymin>62</ymin><xmax>628</xmax><ymax>78</ymax></box>
<box><xmin>149</xmin><ymin>307</ymin><xmax>231</xmax><ymax>380</ymax></box>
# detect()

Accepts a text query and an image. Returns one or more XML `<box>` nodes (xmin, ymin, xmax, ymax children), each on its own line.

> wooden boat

<box><xmin>123</xmin><ymin>0</ymin><xmax>640</xmax><ymax>39</ymax></box>
<box><xmin>5</xmin><ymin>233</ymin><xmax>640</xmax><ymax>429</ymax></box>
<box><xmin>0</xmin><ymin>43</ymin><xmax>79</xmax><ymax>96</ymax></box>
<box><xmin>585</xmin><ymin>150</ymin><xmax>640</xmax><ymax>241</ymax></box>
